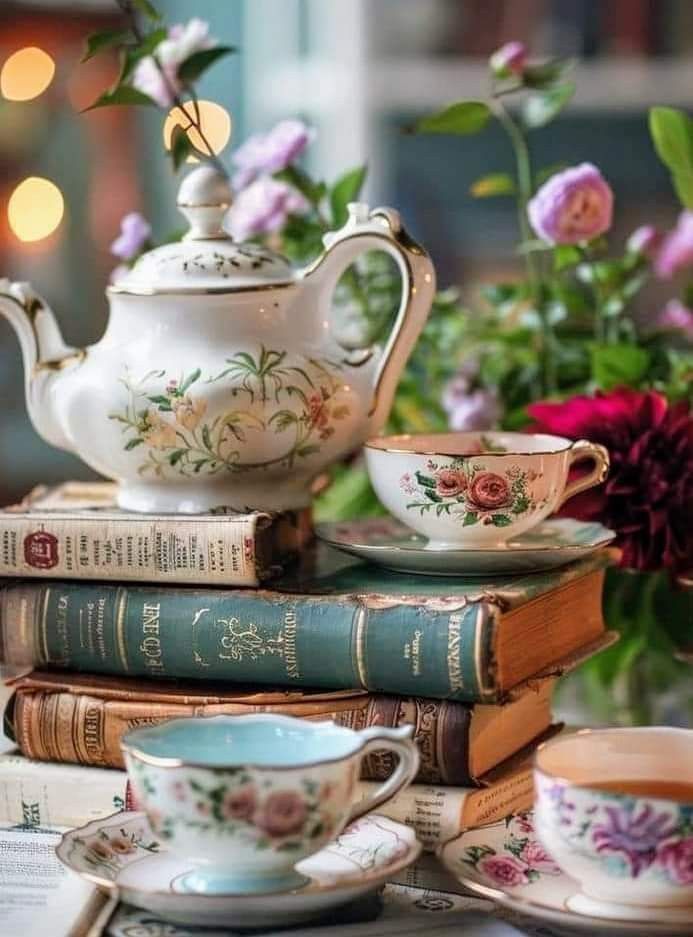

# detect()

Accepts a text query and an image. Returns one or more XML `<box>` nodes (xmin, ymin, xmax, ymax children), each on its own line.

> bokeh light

<box><xmin>1</xmin><ymin>47</ymin><xmax>55</xmax><ymax>102</ymax></box>
<box><xmin>8</xmin><ymin>177</ymin><xmax>64</xmax><ymax>242</ymax></box>
<box><xmin>163</xmin><ymin>100</ymin><xmax>232</xmax><ymax>162</ymax></box>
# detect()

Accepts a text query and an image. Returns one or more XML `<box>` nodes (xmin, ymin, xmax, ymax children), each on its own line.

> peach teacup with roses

<box><xmin>364</xmin><ymin>431</ymin><xmax>609</xmax><ymax>550</ymax></box>
<box><xmin>122</xmin><ymin>713</ymin><xmax>418</xmax><ymax>895</ymax></box>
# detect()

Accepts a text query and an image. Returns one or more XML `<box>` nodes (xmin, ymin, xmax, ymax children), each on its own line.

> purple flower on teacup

<box><xmin>478</xmin><ymin>854</ymin><xmax>529</xmax><ymax>887</ymax></box>
<box><xmin>592</xmin><ymin>803</ymin><xmax>678</xmax><ymax>877</ymax></box>
<box><xmin>254</xmin><ymin>790</ymin><xmax>307</xmax><ymax>837</ymax></box>
<box><xmin>656</xmin><ymin>836</ymin><xmax>693</xmax><ymax>885</ymax></box>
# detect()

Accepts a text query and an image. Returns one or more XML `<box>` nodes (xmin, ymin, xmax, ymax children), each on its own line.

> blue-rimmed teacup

<box><xmin>534</xmin><ymin>727</ymin><xmax>693</xmax><ymax>909</ymax></box>
<box><xmin>122</xmin><ymin>713</ymin><xmax>419</xmax><ymax>895</ymax></box>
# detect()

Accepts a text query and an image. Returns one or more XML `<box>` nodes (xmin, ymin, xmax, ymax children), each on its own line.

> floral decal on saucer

<box><xmin>536</xmin><ymin>777</ymin><xmax>693</xmax><ymax>885</ymax></box>
<box><xmin>400</xmin><ymin>459</ymin><xmax>540</xmax><ymax>529</ymax></box>
<box><xmin>73</xmin><ymin>821</ymin><xmax>159</xmax><ymax>878</ymax></box>
<box><xmin>460</xmin><ymin>811</ymin><xmax>562</xmax><ymax>887</ymax></box>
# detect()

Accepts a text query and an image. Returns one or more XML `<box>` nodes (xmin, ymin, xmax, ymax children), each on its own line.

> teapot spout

<box><xmin>0</xmin><ymin>279</ymin><xmax>84</xmax><ymax>451</ymax></box>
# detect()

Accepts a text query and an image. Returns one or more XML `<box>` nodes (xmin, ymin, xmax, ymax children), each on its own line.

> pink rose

<box><xmin>253</xmin><ymin>790</ymin><xmax>307</xmax><ymax>837</ymax></box>
<box><xmin>655</xmin><ymin>299</ymin><xmax>693</xmax><ymax>340</ymax></box>
<box><xmin>528</xmin><ymin>163</ymin><xmax>614</xmax><ymax>245</ymax></box>
<box><xmin>222</xmin><ymin>784</ymin><xmax>257</xmax><ymax>821</ymax></box>
<box><xmin>435</xmin><ymin>468</ymin><xmax>467</xmax><ymax>497</ymax></box>
<box><xmin>520</xmin><ymin>840</ymin><xmax>562</xmax><ymax>875</ymax></box>
<box><xmin>468</xmin><ymin>472</ymin><xmax>511</xmax><ymax>510</ymax></box>
<box><xmin>656</xmin><ymin>836</ymin><xmax>693</xmax><ymax>885</ymax></box>
<box><xmin>655</xmin><ymin>211</ymin><xmax>693</xmax><ymax>278</ymax></box>
<box><xmin>477</xmin><ymin>854</ymin><xmax>529</xmax><ymax>887</ymax></box>
<box><xmin>226</xmin><ymin>176</ymin><xmax>309</xmax><ymax>241</ymax></box>
<box><xmin>489</xmin><ymin>41</ymin><xmax>527</xmax><ymax>78</ymax></box>
<box><xmin>626</xmin><ymin>224</ymin><xmax>662</xmax><ymax>259</ymax></box>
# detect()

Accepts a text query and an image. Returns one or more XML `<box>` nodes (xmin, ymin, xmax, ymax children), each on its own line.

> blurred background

<box><xmin>1</xmin><ymin>0</ymin><xmax>692</xmax><ymax>504</ymax></box>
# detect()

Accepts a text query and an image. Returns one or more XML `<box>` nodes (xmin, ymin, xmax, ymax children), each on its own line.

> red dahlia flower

<box><xmin>528</xmin><ymin>388</ymin><xmax>693</xmax><ymax>573</ymax></box>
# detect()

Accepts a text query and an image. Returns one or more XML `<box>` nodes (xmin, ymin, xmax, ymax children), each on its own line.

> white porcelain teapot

<box><xmin>0</xmin><ymin>167</ymin><xmax>435</xmax><ymax>513</ymax></box>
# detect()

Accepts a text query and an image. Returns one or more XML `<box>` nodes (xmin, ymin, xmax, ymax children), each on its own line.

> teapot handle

<box><xmin>300</xmin><ymin>203</ymin><xmax>435</xmax><ymax>432</ymax></box>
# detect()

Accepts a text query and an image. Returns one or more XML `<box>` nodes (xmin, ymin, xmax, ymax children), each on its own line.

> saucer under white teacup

<box><xmin>317</xmin><ymin>516</ymin><xmax>616</xmax><ymax>576</ymax></box>
<box><xmin>438</xmin><ymin>809</ymin><xmax>693</xmax><ymax>934</ymax></box>
<box><xmin>364</xmin><ymin>431</ymin><xmax>609</xmax><ymax>551</ymax></box>
<box><xmin>56</xmin><ymin>810</ymin><xmax>421</xmax><ymax>928</ymax></box>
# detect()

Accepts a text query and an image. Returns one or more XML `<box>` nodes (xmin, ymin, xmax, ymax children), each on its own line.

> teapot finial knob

<box><xmin>177</xmin><ymin>166</ymin><xmax>233</xmax><ymax>241</ymax></box>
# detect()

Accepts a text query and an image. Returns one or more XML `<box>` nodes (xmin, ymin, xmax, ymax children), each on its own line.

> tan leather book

<box><xmin>4</xmin><ymin>635</ymin><xmax>614</xmax><ymax>784</ymax></box>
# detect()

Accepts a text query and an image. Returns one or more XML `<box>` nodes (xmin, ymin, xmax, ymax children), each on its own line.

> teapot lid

<box><xmin>110</xmin><ymin>166</ymin><xmax>294</xmax><ymax>294</ymax></box>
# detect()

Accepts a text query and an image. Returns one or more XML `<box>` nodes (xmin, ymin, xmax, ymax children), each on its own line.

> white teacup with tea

<box><xmin>364</xmin><ymin>431</ymin><xmax>609</xmax><ymax>550</ymax></box>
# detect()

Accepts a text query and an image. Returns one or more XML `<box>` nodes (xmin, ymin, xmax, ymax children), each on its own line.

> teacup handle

<box><xmin>346</xmin><ymin>725</ymin><xmax>420</xmax><ymax>825</ymax></box>
<box><xmin>557</xmin><ymin>439</ymin><xmax>610</xmax><ymax>509</ymax></box>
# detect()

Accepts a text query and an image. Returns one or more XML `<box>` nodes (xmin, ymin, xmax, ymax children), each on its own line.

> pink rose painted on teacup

<box><xmin>520</xmin><ymin>840</ymin><xmax>561</xmax><ymax>876</ymax></box>
<box><xmin>478</xmin><ymin>854</ymin><xmax>529</xmax><ymax>887</ymax></box>
<box><xmin>435</xmin><ymin>468</ymin><xmax>467</xmax><ymax>497</ymax></box>
<box><xmin>467</xmin><ymin>472</ymin><xmax>512</xmax><ymax>510</ymax></box>
<box><xmin>655</xmin><ymin>836</ymin><xmax>693</xmax><ymax>885</ymax></box>
<box><xmin>253</xmin><ymin>790</ymin><xmax>308</xmax><ymax>838</ymax></box>
<box><xmin>222</xmin><ymin>784</ymin><xmax>258</xmax><ymax>822</ymax></box>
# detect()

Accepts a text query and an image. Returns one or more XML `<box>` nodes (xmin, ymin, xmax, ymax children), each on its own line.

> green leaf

<box><xmin>522</xmin><ymin>83</ymin><xmax>575</xmax><ymax>129</ymax></box>
<box><xmin>590</xmin><ymin>343</ymin><xmax>651</xmax><ymax>389</ymax></box>
<box><xmin>177</xmin><ymin>46</ymin><xmax>235</xmax><ymax>84</ymax></box>
<box><xmin>132</xmin><ymin>0</ymin><xmax>161</xmax><ymax>20</ymax></box>
<box><xmin>82</xmin><ymin>29</ymin><xmax>130</xmax><ymax>63</ymax></box>
<box><xmin>180</xmin><ymin>368</ymin><xmax>202</xmax><ymax>392</ymax></box>
<box><xmin>649</xmin><ymin>106</ymin><xmax>693</xmax><ymax>209</ymax></box>
<box><xmin>412</xmin><ymin>101</ymin><xmax>492</xmax><ymax>136</ymax></box>
<box><xmin>424</xmin><ymin>489</ymin><xmax>443</xmax><ymax>503</ymax></box>
<box><xmin>168</xmin><ymin>449</ymin><xmax>187</xmax><ymax>466</ymax></box>
<box><xmin>415</xmin><ymin>471</ymin><xmax>436</xmax><ymax>488</ymax></box>
<box><xmin>170</xmin><ymin>125</ymin><xmax>195</xmax><ymax>171</ymax></box>
<box><xmin>522</xmin><ymin>58</ymin><xmax>573</xmax><ymax>89</ymax></box>
<box><xmin>330</xmin><ymin>165</ymin><xmax>367</xmax><ymax>227</ymax></box>
<box><xmin>553</xmin><ymin>244</ymin><xmax>581</xmax><ymax>271</ymax></box>
<box><xmin>274</xmin><ymin>165</ymin><xmax>326</xmax><ymax>207</ymax></box>
<box><xmin>492</xmin><ymin>514</ymin><xmax>512</xmax><ymax>527</ymax></box>
<box><xmin>463</xmin><ymin>511</ymin><xmax>478</xmax><ymax>526</ymax></box>
<box><xmin>125</xmin><ymin>437</ymin><xmax>144</xmax><ymax>450</ymax></box>
<box><xmin>470</xmin><ymin>173</ymin><xmax>515</xmax><ymax>198</ymax></box>
<box><xmin>84</xmin><ymin>85</ymin><xmax>157</xmax><ymax>112</ymax></box>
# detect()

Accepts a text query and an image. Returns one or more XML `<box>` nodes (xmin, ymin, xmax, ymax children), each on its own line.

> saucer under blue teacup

<box><xmin>121</xmin><ymin>713</ymin><xmax>419</xmax><ymax>895</ymax></box>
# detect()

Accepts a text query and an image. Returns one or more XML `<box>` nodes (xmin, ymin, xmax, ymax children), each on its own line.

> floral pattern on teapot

<box><xmin>109</xmin><ymin>345</ymin><xmax>350</xmax><ymax>478</ymax></box>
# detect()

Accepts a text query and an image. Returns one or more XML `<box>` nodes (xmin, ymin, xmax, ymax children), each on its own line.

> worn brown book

<box><xmin>4</xmin><ymin>636</ymin><xmax>613</xmax><ymax>784</ymax></box>
<box><xmin>0</xmin><ymin>481</ymin><xmax>313</xmax><ymax>586</ymax></box>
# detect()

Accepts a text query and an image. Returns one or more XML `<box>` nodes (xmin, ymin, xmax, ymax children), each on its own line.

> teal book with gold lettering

<box><xmin>0</xmin><ymin>546</ymin><xmax>613</xmax><ymax>702</ymax></box>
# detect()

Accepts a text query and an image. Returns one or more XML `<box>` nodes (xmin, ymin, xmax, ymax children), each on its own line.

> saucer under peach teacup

<box><xmin>534</xmin><ymin>727</ymin><xmax>693</xmax><ymax>912</ymax></box>
<box><xmin>363</xmin><ymin>431</ymin><xmax>609</xmax><ymax>550</ymax></box>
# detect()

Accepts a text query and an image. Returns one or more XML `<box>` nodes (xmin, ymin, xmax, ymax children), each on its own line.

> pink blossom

<box><xmin>253</xmin><ymin>790</ymin><xmax>307</xmax><ymax>837</ymax></box>
<box><xmin>442</xmin><ymin>385</ymin><xmax>501</xmax><ymax>433</ymax></box>
<box><xmin>520</xmin><ymin>840</ymin><xmax>562</xmax><ymax>875</ymax></box>
<box><xmin>655</xmin><ymin>211</ymin><xmax>693</xmax><ymax>278</ymax></box>
<box><xmin>132</xmin><ymin>18</ymin><xmax>215</xmax><ymax>107</ymax></box>
<box><xmin>226</xmin><ymin>176</ymin><xmax>309</xmax><ymax>241</ymax></box>
<box><xmin>399</xmin><ymin>473</ymin><xmax>416</xmax><ymax>494</ymax></box>
<box><xmin>477</xmin><ymin>854</ymin><xmax>529</xmax><ymax>887</ymax></box>
<box><xmin>626</xmin><ymin>225</ymin><xmax>662</xmax><ymax>259</ymax></box>
<box><xmin>528</xmin><ymin>163</ymin><xmax>614</xmax><ymax>245</ymax></box>
<box><xmin>656</xmin><ymin>299</ymin><xmax>693</xmax><ymax>340</ymax></box>
<box><xmin>232</xmin><ymin>119</ymin><xmax>315</xmax><ymax>190</ymax></box>
<box><xmin>110</xmin><ymin>212</ymin><xmax>151</xmax><ymax>261</ymax></box>
<box><xmin>656</xmin><ymin>836</ymin><xmax>693</xmax><ymax>885</ymax></box>
<box><xmin>489</xmin><ymin>41</ymin><xmax>527</xmax><ymax>78</ymax></box>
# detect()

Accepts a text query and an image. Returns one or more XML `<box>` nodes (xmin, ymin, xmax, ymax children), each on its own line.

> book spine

<box><xmin>0</xmin><ymin>581</ymin><xmax>496</xmax><ymax>702</ymax></box>
<box><xmin>0</xmin><ymin>511</ymin><xmax>284</xmax><ymax>587</ymax></box>
<box><xmin>10</xmin><ymin>689</ymin><xmax>474</xmax><ymax>785</ymax></box>
<box><xmin>0</xmin><ymin>755</ymin><xmax>127</xmax><ymax>828</ymax></box>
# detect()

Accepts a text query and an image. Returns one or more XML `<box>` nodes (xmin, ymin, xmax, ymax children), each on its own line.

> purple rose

<box><xmin>528</xmin><ymin>163</ymin><xmax>614</xmax><ymax>245</ymax></box>
<box><xmin>626</xmin><ymin>224</ymin><xmax>662</xmax><ymax>259</ymax></box>
<box><xmin>232</xmin><ymin>120</ymin><xmax>315</xmax><ymax>190</ymax></box>
<box><xmin>489</xmin><ymin>41</ymin><xmax>527</xmax><ymax>78</ymax></box>
<box><xmin>132</xmin><ymin>18</ymin><xmax>215</xmax><ymax>107</ymax></box>
<box><xmin>592</xmin><ymin>803</ymin><xmax>678</xmax><ymax>877</ymax></box>
<box><xmin>110</xmin><ymin>212</ymin><xmax>151</xmax><ymax>261</ymax></box>
<box><xmin>656</xmin><ymin>299</ymin><xmax>693</xmax><ymax>340</ymax></box>
<box><xmin>656</xmin><ymin>836</ymin><xmax>693</xmax><ymax>885</ymax></box>
<box><xmin>654</xmin><ymin>210</ymin><xmax>693</xmax><ymax>278</ymax></box>
<box><xmin>226</xmin><ymin>176</ymin><xmax>309</xmax><ymax>241</ymax></box>
<box><xmin>442</xmin><ymin>376</ymin><xmax>501</xmax><ymax>433</ymax></box>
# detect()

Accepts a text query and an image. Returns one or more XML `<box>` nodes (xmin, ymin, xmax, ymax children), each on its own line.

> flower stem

<box><xmin>491</xmin><ymin>94</ymin><xmax>556</xmax><ymax>396</ymax></box>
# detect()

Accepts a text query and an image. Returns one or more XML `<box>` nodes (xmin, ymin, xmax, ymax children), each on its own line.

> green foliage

<box><xmin>82</xmin><ymin>29</ymin><xmax>130</xmax><ymax>62</ymax></box>
<box><xmin>413</xmin><ymin>101</ymin><xmax>492</xmax><ymax>136</ymax></box>
<box><xmin>131</xmin><ymin>0</ymin><xmax>161</xmax><ymax>21</ymax></box>
<box><xmin>84</xmin><ymin>85</ymin><xmax>157</xmax><ymax>111</ymax></box>
<box><xmin>590</xmin><ymin>344</ymin><xmax>651</xmax><ymax>389</ymax></box>
<box><xmin>170</xmin><ymin>125</ymin><xmax>195</xmax><ymax>170</ymax></box>
<box><xmin>177</xmin><ymin>47</ymin><xmax>235</xmax><ymax>84</ymax></box>
<box><xmin>330</xmin><ymin>166</ymin><xmax>367</xmax><ymax>226</ymax></box>
<box><xmin>649</xmin><ymin>107</ymin><xmax>693</xmax><ymax>208</ymax></box>
<box><xmin>470</xmin><ymin>173</ymin><xmax>515</xmax><ymax>197</ymax></box>
<box><xmin>521</xmin><ymin>82</ymin><xmax>575</xmax><ymax>129</ymax></box>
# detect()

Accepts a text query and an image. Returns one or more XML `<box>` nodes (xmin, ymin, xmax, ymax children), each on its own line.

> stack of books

<box><xmin>0</xmin><ymin>482</ymin><xmax>616</xmax><ymax>850</ymax></box>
